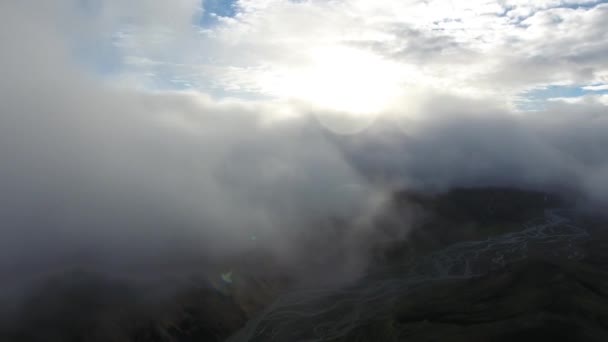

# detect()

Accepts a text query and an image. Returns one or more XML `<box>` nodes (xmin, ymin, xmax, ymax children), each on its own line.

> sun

<box><xmin>258</xmin><ymin>45</ymin><xmax>403</xmax><ymax>116</ymax></box>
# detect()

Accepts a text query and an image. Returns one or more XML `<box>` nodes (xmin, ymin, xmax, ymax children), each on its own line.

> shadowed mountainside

<box><xmin>2</xmin><ymin>187</ymin><xmax>605</xmax><ymax>342</ymax></box>
<box><xmin>329</xmin><ymin>229</ymin><xmax>608</xmax><ymax>342</ymax></box>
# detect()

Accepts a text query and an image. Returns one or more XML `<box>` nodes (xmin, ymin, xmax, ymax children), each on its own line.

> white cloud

<box><xmin>548</xmin><ymin>93</ymin><xmax>608</xmax><ymax>105</ymax></box>
<box><xmin>46</xmin><ymin>0</ymin><xmax>603</xmax><ymax>113</ymax></box>
<box><xmin>0</xmin><ymin>1</ymin><xmax>387</xmax><ymax>286</ymax></box>
<box><xmin>2</xmin><ymin>0</ymin><xmax>608</xmax><ymax>302</ymax></box>
<box><xmin>176</xmin><ymin>0</ymin><xmax>607</xmax><ymax>109</ymax></box>
<box><xmin>583</xmin><ymin>84</ymin><xmax>608</xmax><ymax>91</ymax></box>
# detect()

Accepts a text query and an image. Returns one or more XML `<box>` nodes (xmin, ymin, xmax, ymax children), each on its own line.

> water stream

<box><xmin>228</xmin><ymin>209</ymin><xmax>590</xmax><ymax>342</ymax></box>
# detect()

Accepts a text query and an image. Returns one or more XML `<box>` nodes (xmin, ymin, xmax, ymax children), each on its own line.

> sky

<box><xmin>82</xmin><ymin>0</ymin><xmax>608</xmax><ymax>110</ymax></box>
<box><xmin>1</xmin><ymin>0</ymin><xmax>608</xmax><ymax>301</ymax></box>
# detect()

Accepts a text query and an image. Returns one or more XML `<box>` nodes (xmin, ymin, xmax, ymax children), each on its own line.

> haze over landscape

<box><xmin>1</xmin><ymin>1</ymin><xmax>608</xmax><ymax>341</ymax></box>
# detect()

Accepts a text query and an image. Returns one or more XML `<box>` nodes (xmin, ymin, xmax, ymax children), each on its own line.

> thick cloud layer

<box><xmin>0</xmin><ymin>2</ymin><xmax>382</xmax><ymax>294</ymax></box>
<box><xmin>0</xmin><ymin>0</ymin><xmax>607</xmax><ymax>309</ymax></box>
<box><xmin>340</xmin><ymin>95</ymin><xmax>608</xmax><ymax>207</ymax></box>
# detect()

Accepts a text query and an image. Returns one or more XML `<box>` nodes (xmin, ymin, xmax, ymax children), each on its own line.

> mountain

<box><xmin>2</xmin><ymin>187</ymin><xmax>607</xmax><ymax>341</ymax></box>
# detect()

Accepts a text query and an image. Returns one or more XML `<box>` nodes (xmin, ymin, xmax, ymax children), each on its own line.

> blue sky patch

<box><xmin>517</xmin><ymin>84</ymin><xmax>608</xmax><ymax>110</ymax></box>
<box><xmin>199</xmin><ymin>0</ymin><xmax>238</xmax><ymax>27</ymax></box>
<box><xmin>560</xmin><ymin>0</ymin><xmax>608</xmax><ymax>10</ymax></box>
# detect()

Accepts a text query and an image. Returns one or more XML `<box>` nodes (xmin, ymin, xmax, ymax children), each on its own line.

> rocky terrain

<box><xmin>229</xmin><ymin>188</ymin><xmax>608</xmax><ymax>341</ymax></box>
<box><xmin>2</xmin><ymin>187</ymin><xmax>606</xmax><ymax>341</ymax></box>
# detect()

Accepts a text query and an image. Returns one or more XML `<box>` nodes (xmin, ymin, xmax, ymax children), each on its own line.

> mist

<box><xmin>1</xmin><ymin>1</ymin><xmax>608</xmax><ymax>340</ymax></box>
<box><xmin>340</xmin><ymin>94</ymin><xmax>608</xmax><ymax>207</ymax></box>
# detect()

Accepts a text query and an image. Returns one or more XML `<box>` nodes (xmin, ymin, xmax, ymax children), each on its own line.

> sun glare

<box><xmin>259</xmin><ymin>46</ymin><xmax>403</xmax><ymax>115</ymax></box>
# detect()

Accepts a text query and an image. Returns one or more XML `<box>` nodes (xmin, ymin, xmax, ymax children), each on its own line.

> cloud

<box><xmin>583</xmin><ymin>84</ymin><xmax>608</xmax><ymax>91</ymax></box>
<box><xmin>47</xmin><ymin>0</ymin><xmax>605</xmax><ymax>107</ymax></box>
<box><xmin>0</xmin><ymin>1</ymin><xmax>385</xmax><ymax>298</ymax></box>
<box><xmin>1</xmin><ymin>0</ymin><xmax>608</xmax><ymax>317</ymax></box>
<box><xmin>327</xmin><ymin>93</ymin><xmax>608</xmax><ymax>218</ymax></box>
